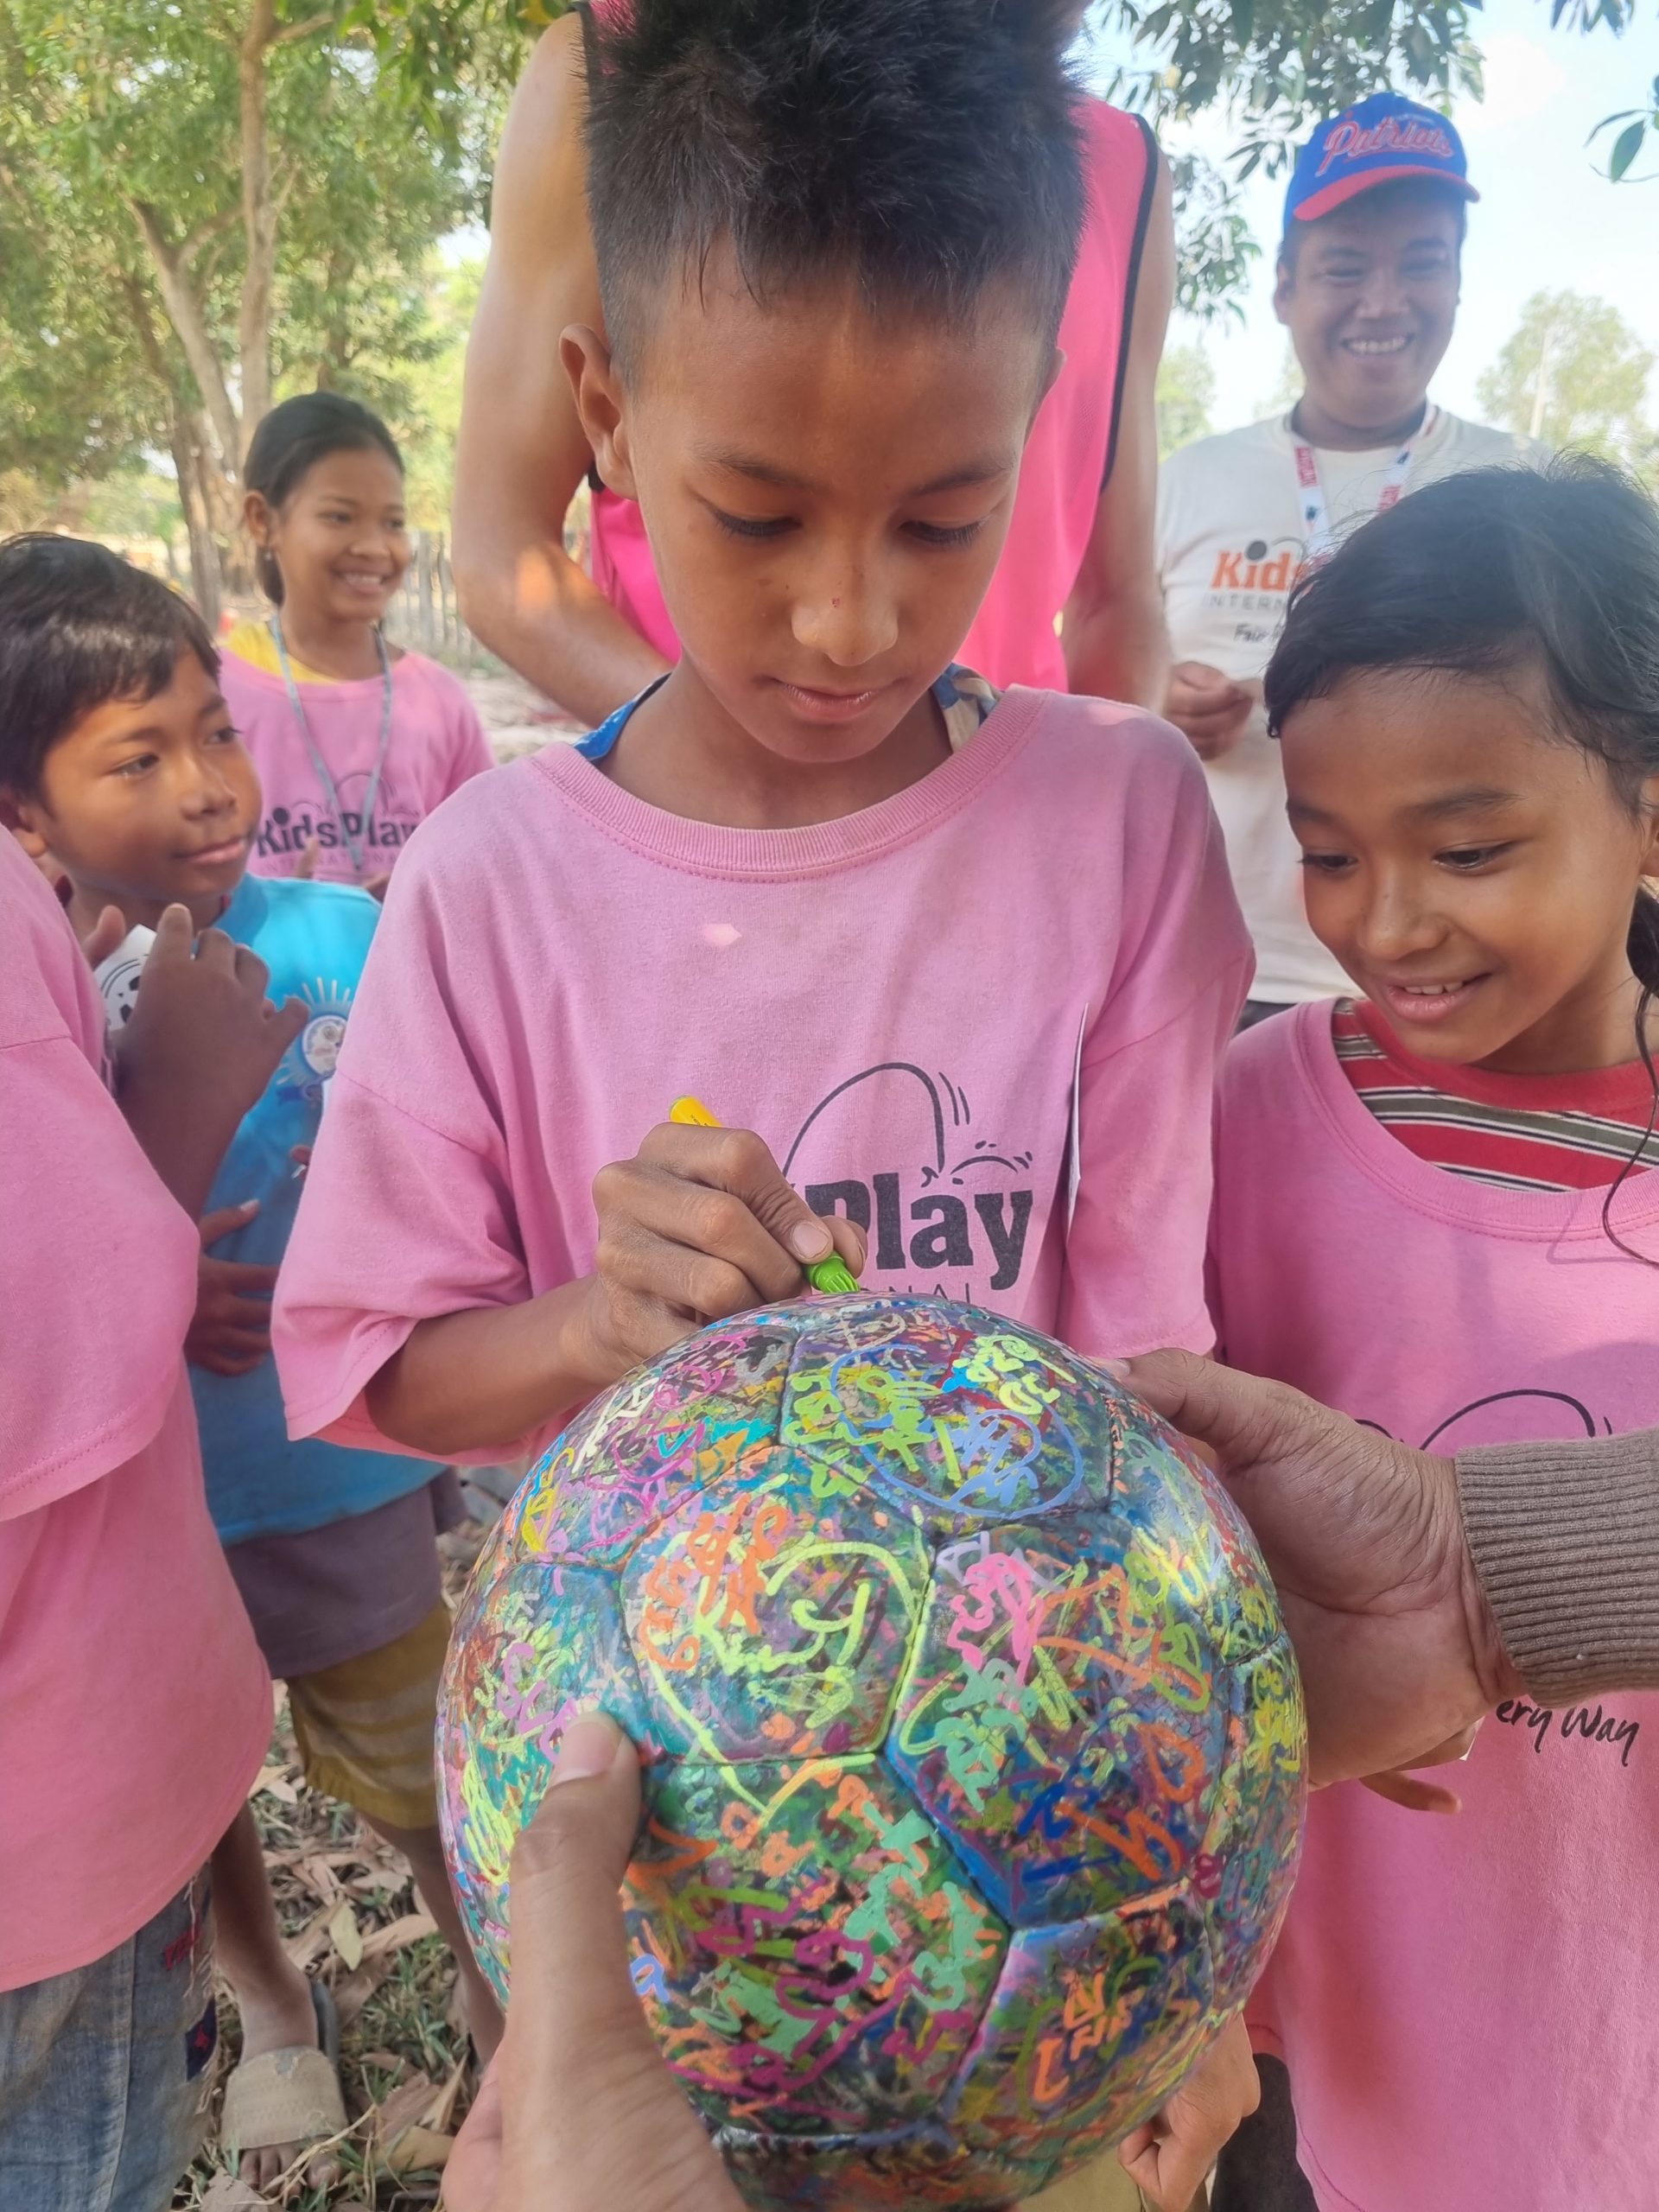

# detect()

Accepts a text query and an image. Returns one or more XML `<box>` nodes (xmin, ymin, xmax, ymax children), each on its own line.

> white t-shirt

<box><xmin>1157</xmin><ymin>407</ymin><xmax>1546</xmax><ymax>1003</ymax></box>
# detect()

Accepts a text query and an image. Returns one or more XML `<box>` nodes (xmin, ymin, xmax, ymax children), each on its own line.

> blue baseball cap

<box><xmin>1284</xmin><ymin>92</ymin><xmax>1478</xmax><ymax>229</ymax></box>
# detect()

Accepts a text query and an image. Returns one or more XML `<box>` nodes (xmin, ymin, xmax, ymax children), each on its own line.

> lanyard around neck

<box><xmin>269</xmin><ymin>616</ymin><xmax>394</xmax><ymax>884</ymax></box>
<box><xmin>1291</xmin><ymin>405</ymin><xmax>1436</xmax><ymax>567</ymax></box>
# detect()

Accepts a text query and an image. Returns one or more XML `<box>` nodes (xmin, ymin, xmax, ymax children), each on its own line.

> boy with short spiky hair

<box><xmin>277</xmin><ymin>4</ymin><xmax>1257</xmax><ymax>2198</ymax></box>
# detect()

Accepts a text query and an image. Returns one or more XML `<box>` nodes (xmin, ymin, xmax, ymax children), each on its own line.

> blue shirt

<box><xmin>192</xmin><ymin>874</ymin><xmax>438</xmax><ymax>1541</ymax></box>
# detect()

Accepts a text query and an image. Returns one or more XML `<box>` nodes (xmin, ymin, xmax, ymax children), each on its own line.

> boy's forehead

<box><xmin>634</xmin><ymin>252</ymin><xmax>1050</xmax><ymax>487</ymax></box>
<box><xmin>69</xmin><ymin>652</ymin><xmax>224</xmax><ymax>746</ymax></box>
<box><xmin>1303</xmin><ymin>185</ymin><xmax>1463</xmax><ymax>256</ymax></box>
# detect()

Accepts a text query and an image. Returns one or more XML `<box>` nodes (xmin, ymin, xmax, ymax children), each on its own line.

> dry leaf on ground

<box><xmin>329</xmin><ymin>1900</ymin><xmax>364</xmax><ymax>1971</ymax></box>
<box><xmin>198</xmin><ymin>2177</ymin><xmax>270</xmax><ymax>2211</ymax></box>
<box><xmin>386</xmin><ymin>2126</ymin><xmax>454</xmax><ymax>2176</ymax></box>
<box><xmin>359</xmin><ymin>1910</ymin><xmax>438</xmax><ymax>1961</ymax></box>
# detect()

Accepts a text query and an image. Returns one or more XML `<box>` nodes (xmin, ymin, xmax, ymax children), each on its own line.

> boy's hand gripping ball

<box><xmin>438</xmin><ymin>1296</ymin><xmax>1306</xmax><ymax>2209</ymax></box>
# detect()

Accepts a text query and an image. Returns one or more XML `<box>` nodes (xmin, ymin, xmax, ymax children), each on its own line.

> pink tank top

<box><xmin>587</xmin><ymin>95</ymin><xmax>1156</xmax><ymax>695</ymax></box>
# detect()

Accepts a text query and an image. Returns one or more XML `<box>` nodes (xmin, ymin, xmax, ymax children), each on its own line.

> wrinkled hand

<box><xmin>1118</xmin><ymin>1350</ymin><xmax>1517</xmax><ymax>1786</ymax></box>
<box><xmin>187</xmin><ymin>1201</ymin><xmax>277</xmax><ymax>1376</ymax></box>
<box><xmin>1164</xmin><ymin>661</ymin><xmax>1255</xmax><ymax>762</ymax></box>
<box><xmin>575</xmin><ymin>1123</ymin><xmax>867</xmax><ymax>1386</ymax></box>
<box><xmin>113</xmin><ymin>904</ymin><xmax>307</xmax><ymax>1214</ymax></box>
<box><xmin>444</xmin><ymin>1715</ymin><xmax>741</xmax><ymax>2212</ymax></box>
<box><xmin>1360</xmin><ymin>1722</ymin><xmax>1481</xmax><ymax>1815</ymax></box>
<box><xmin>1118</xmin><ymin>2014</ymin><xmax>1259</xmax><ymax>2209</ymax></box>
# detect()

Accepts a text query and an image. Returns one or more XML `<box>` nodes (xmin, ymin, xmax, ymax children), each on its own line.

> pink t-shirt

<box><xmin>1211</xmin><ymin>1000</ymin><xmax>1659</xmax><ymax>2212</ymax></box>
<box><xmin>223</xmin><ymin>646</ymin><xmax>494</xmax><ymax>887</ymax></box>
<box><xmin>274</xmin><ymin>690</ymin><xmax>1250</xmax><ymax>1464</ymax></box>
<box><xmin>0</xmin><ymin>834</ymin><xmax>270</xmax><ymax>1990</ymax></box>
<box><xmin>588</xmin><ymin>99</ymin><xmax>1155</xmax><ymax>694</ymax></box>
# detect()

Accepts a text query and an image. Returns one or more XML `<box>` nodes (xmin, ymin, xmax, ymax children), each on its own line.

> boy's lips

<box><xmin>770</xmin><ymin>678</ymin><xmax>888</xmax><ymax>725</ymax></box>
<box><xmin>180</xmin><ymin>832</ymin><xmax>251</xmax><ymax>868</ymax></box>
<box><xmin>1374</xmin><ymin>974</ymin><xmax>1488</xmax><ymax>1025</ymax></box>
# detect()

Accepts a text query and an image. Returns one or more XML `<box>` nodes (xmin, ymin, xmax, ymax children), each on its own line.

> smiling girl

<box><xmin>223</xmin><ymin>392</ymin><xmax>493</xmax><ymax>894</ymax></box>
<box><xmin>1208</xmin><ymin>459</ymin><xmax>1659</xmax><ymax>2212</ymax></box>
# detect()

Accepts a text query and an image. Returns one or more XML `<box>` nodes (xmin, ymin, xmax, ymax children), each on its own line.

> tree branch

<box><xmin>268</xmin><ymin>10</ymin><xmax>334</xmax><ymax>47</ymax></box>
<box><xmin>128</xmin><ymin>198</ymin><xmax>243</xmax><ymax>480</ymax></box>
<box><xmin>180</xmin><ymin>204</ymin><xmax>242</xmax><ymax>269</ymax></box>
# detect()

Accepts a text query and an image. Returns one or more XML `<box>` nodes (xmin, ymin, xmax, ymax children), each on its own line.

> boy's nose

<box><xmin>1355</xmin><ymin>268</ymin><xmax>1410</xmax><ymax>321</ymax></box>
<box><xmin>1357</xmin><ymin>883</ymin><xmax>1442</xmax><ymax>962</ymax></box>
<box><xmin>791</xmin><ymin>563</ymin><xmax>899</xmax><ymax>669</ymax></box>
<box><xmin>181</xmin><ymin>763</ymin><xmax>238</xmax><ymax>816</ymax></box>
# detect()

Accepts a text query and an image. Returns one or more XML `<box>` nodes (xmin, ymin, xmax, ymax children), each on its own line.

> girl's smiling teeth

<box><xmin>1343</xmin><ymin>335</ymin><xmax>1412</xmax><ymax>356</ymax></box>
<box><xmin>1376</xmin><ymin>974</ymin><xmax>1487</xmax><ymax>1023</ymax></box>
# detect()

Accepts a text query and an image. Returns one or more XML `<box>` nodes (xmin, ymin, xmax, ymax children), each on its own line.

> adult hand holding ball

<box><xmin>439</xmin><ymin>1297</ymin><xmax>1306</xmax><ymax>2208</ymax></box>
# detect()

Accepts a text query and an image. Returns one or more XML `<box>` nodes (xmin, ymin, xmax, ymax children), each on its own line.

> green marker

<box><xmin>669</xmin><ymin>1095</ymin><xmax>858</xmax><ymax>1295</ymax></box>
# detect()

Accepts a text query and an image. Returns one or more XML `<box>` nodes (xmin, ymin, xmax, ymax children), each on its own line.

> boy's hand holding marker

<box><xmin>365</xmin><ymin>1101</ymin><xmax>862</xmax><ymax>1460</ymax></box>
<box><xmin>576</xmin><ymin>1096</ymin><xmax>864</xmax><ymax>1375</ymax></box>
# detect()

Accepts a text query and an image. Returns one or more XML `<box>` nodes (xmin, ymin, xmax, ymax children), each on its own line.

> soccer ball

<box><xmin>438</xmin><ymin>1296</ymin><xmax>1305</xmax><ymax>2209</ymax></box>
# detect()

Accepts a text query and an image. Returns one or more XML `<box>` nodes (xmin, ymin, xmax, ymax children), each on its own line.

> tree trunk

<box><xmin>130</xmin><ymin>200</ymin><xmax>244</xmax><ymax>486</ymax></box>
<box><xmin>169</xmin><ymin>408</ymin><xmax>222</xmax><ymax>630</ymax></box>
<box><xmin>120</xmin><ymin>265</ymin><xmax>227</xmax><ymax>621</ymax></box>
<box><xmin>238</xmin><ymin>0</ymin><xmax>278</xmax><ymax>450</ymax></box>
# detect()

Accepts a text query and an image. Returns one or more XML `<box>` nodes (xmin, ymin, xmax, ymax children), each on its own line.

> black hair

<box><xmin>0</xmin><ymin>534</ymin><xmax>219</xmax><ymax>798</ymax></box>
<box><xmin>244</xmin><ymin>391</ymin><xmax>403</xmax><ymax>605</ymax></box>
<box><xmin>1277</xmin><ymin>180</ymin><xmax>1469</xmax><ymax>272</ymax></box>
<box><xmin>584</xmin><ymin>0</ymin><xmax>1086</xmax><ymax>378</ymax></box>
<box><xmin>1266</xmin><ymin>456</ymin><xmax>1659</xmax><ymax>1255</ymax></box>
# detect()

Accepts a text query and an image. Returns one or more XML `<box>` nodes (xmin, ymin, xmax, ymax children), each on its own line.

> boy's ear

<box><xmin>0</xmin><ymin>790</ymin><xmax>48</xmax><ymax>859</ymax></box>
<box><xmin>1272</xmin><ymin>253</ymin><xmax>1296</xmax><ymax>329</ymax></box>
<box><xmin>563</xmin><ymin>323</ymin><xmax>639</xmax><ymax>502</ymax></box>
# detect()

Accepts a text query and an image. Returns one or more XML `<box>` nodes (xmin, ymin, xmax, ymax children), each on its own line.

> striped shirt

<box><xmin>1332</xmin><ymin>999</ymin><xmax>1659</xmax><ymax>1193</ymax></box>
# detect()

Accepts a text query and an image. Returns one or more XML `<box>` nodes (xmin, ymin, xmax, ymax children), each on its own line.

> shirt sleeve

<box><xmin>1058</xmin><ymin>724</ymin><xmax>1252</xmax><ymax>1362</ymax></box>
<box><xmin>0</xmin><ymin>864</ymin><xmax>199</xmax><ymax>1519</ymax></box>
<box><xmin>1457</xmin><ymin>1430</ymin><xmax>1659</xmax><ymax>1704</ymax></box>
<box><xmin>271</xmin><ymin>836</ymin><xmax>550</xmax><ymax>1465</ymax></box>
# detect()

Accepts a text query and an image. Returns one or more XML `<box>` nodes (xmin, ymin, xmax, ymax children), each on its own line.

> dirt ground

<box><xmin>175</xmin><ymin>1521</ymin><xmax>491</xmax><ymax>2212</ymax></box>
<box><xmin>462</xmin><ymin>667</ymin><xmax>581</xmax><ymax>764</ymax></box>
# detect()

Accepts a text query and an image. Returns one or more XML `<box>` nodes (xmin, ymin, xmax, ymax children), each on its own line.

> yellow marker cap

<box><xmin>670</xmin><ymin>1095</ymin><xmax>721</xmax><ymax>1127</ymax></box>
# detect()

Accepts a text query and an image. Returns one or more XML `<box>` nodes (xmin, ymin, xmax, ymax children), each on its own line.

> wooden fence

<box><xmin>385</xmin><ymin>531</ymin><xmax>493</xmax><ymax>669</ymax></box>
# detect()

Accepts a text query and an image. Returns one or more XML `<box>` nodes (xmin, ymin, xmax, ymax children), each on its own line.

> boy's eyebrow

<box><xmin>705</xmin><ymin>448</ymin><xmax>1012</xmax><ymax>497</ymax></box>
<box><xmin>1287</xmin><ymin>788</ymin><xmax>1521</xmax><ymax>828</ymax></box>
<box><xmin>1410</xmin><ymin>787</ymin><xmax>1522</xmax><ymax>819</ymax></box>
<box><xmin>92</xmin><ymin>692</ymin><xmax>231</xmax><ymax>746</ymax></box>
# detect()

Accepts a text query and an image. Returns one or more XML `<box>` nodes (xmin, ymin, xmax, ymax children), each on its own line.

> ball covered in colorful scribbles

<box><xmin>438</xmin><ymin>1295</ymin><xmax>1305</xmax><ymax>2209</ymax></box>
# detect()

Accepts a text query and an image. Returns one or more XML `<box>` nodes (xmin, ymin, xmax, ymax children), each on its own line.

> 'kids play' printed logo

<box><xmin>255</xmin><ymin>765</ymin><xmax>424</xmax><ymax>869</ymax></box>
<box><xmin>1201</xmin><ymin>535</ymin><xmax>1306</xmax><ymax>651</ymax></box>
<box><xmin>786</xmin><ymin>1061</ymin><xmax>1039</xmax><ymax>1299</ymax></box>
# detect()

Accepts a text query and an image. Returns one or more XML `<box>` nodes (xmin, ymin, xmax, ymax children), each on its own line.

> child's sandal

<box><xmin>219</xmin><ymin>1977</ymin><xmax>346</xmax><ymax>2165</ymax></box>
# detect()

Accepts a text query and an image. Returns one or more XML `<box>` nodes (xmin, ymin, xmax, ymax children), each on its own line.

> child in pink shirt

<box><xmin>0</xmin><ymin>825</ymin><xmax>300</xmax><ymax>2207</ymax></box>
<box><xmin>225</xmin><ymin>391</ymin><xmax>493</xmax><ymax>895</ymax></box>
<box><xmin>1210</xmin><ymin>461</ymin><xmax>1659</xmax><ymax>2212</ymax></box>
<box><xmin>275</xmin><ymin>3</ymin><xmax>1259</xmax><ymax>2202</ymax></box>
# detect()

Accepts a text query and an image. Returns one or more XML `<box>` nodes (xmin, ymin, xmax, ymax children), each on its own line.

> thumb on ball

<box><xmin>506</xmin><ymin>1716</ymin><xmax>648</xmax><ymax>2056</ymax></box>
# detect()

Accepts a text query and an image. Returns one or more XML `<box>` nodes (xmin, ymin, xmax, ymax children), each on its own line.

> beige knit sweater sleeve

<box><xmin>1457</xmin><ymin>1429</ymin><xmax>1659</xmax><ymax>1706</ymax></box>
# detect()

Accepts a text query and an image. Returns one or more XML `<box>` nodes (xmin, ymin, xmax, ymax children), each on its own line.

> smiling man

<box><xmin>1157</xmin><ymin>94</ymin><xmax>1544</xmax><ymax>1024</ymax></box>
